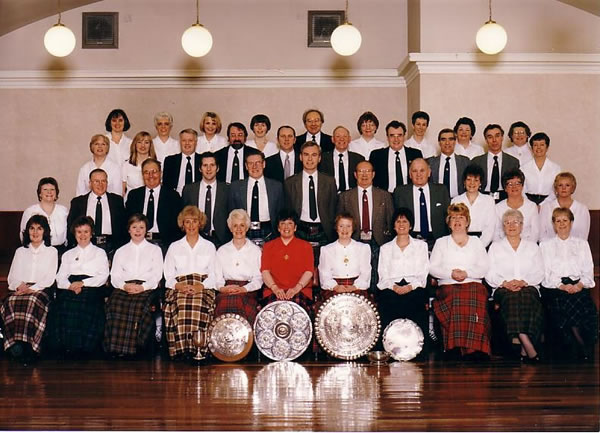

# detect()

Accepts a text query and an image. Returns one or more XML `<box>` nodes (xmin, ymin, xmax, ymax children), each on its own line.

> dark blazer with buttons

<box><xmin>427</xmin><ymin>153</ymin><xmax>471</xmax><ymax>196</ymax></box>
<box><xmin>284</xmin><ymin>172</ymin><xmax>338</xmax><ymax>241</ymax></box>
<box><xmin>337</xmin><ymin>186</ymin><xmax>395</xmax><ymax>246</ymax></box>
<box><xmin>369</xmin><ymin>146</ymin><xmax>423</xmax><ymax>191</ymax></box>
<box><xmin>162</xmin><ymin>152</ymin><xmax>202</xmax><ymax>191</ymax></box>
<box><xmin>67</xmin><ymin>192</ymin><xmax>127</xmax><ymax>247</ymax></box>
<box><xmin>214</xmin><ymin>145</ymin><xmax>260</xmax><ymax>183</ymax></box>
<box><xmin>182</xmin><ymin>181</ymin><xmax>232</xmax><ymax>246</ymax></box>
<box><xmin>318</xmin><ymin>150</ymin><xmax>365</xmax><ymax>191</ymax></box>
<box><xmin>264</xmin><ymin>151</ymin><xmax>303</xmax><ymax>183</ymax></box>
<box><xmin>295</xmin><ymin>132</ymin><xmax>334</xmax><ymax>153</ymax></box>
<box><xmin>228</xmin><ymin>177</ymin><xmax>284</xmax><ymax>232</ymax></box>
<box><xmin>471</xmin><ymin>152</ymin><xmax>520</xmax><ymax>192</ymax></box>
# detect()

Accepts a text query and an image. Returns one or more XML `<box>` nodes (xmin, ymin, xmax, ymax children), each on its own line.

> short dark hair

<box><xmin>245</xmin><ymin>151</ymin><xmax>265</xmax><ymax>163</ymax></box>
<box><xmin>276</xmin><ymin>209</ymin><xmax>299</xmax><ymax>227</ymax></box>
<box><xmin>199</xmin><ymin>151</ymin><xmax>218</xmax><ymax>168</ymax></box>
<box><xmin>411</xmin><ymin>111</ymin><xmax>430</xmax><ymax>126</ymax></box>
<box><xmin>250</xmin><ymin>114</ymin><xmax>271</xmax><ymax>132</ymax></box>
<box><xmin>300</xmin><ymin>141</ymin><xmax>321</xmax><ymax>154</ymax></box>
<box><xmin>462</xmin><ymin>164</ymin><xmax>485</xmax><ymax>183</ymax></box>
<box><xmin>530</xmin><ymin>132</ymin><xmax>550</xmax><ymax>147</ymax></box>
<box><xmin>226</xmin><ymin>122</ymin><xmax>248</xmax><ymax>139</ymax></box>
<box><xmin>392</xmin><ymin>207</ymin><xmax>414</xmax><ymax>230</ymax></box>
<box><xmin>141</xmin><ymin>158</ymin><xmax>161</xmax><ymax>171</ymax></box>
<box><xmin>105</xmin><ymin>108</ymin><xmax>131</xmax><ymax>132</ymax></box>
<box><xmin>23</xmin><ymin>214</ymin><xmax>51</xmax><ymax>247</ymax></box>
<box><xmin>356</xmin><ymin>111</ymin><xmax>379</xmax><ymax>134</ymax></box>
<box><xmin>501</xmin><ymin>168</ymin><xmax>525</xmax><ymax>189</ymax></box>
<box><xmin>71</xmin><ymin>215</ymin><xmax>95</xmax><ymax>237</ymax></box>
<box><xmin>453</xmin><ymin>117</ymin><xmax>476</xmax><ymax>136</ymax></box>
<box><xmin>127</xmin><ymin>213</ymin><xmax>149</xmax><ymax>230</ymax></box>
<box><xmin>89</xmin><ymin>168</ymin><xmax>107</xmax><ymax>180</ymax></box>
<box><xmin>483</xmin><ymin>123</ymin><xmax>504</xmax><ymax>138</ymax></box>
<box><xmin>437</xmin><ymin>128</ymin><xmax>456</xmax><ymax>141</ymax></box>
<box><xmin>277</xmin><ymin>125</ymin><xmax>296</xmax><ymax>137</ymax></box>
<box><xmin>508</xmin><ymin>121</ymin><xmax>531</xmax><ymax>140</ymax></box>
<box><xmin>37</xmin><ymin>177</ymin><xmax>60</xmax><ymax>201</ymax></box>
<box><xmin>385</xmin><ymin>120</ymin><xmax>407</xmax><ymax>135</ymax></box>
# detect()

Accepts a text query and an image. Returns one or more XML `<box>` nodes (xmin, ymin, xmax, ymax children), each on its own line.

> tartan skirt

<box><xmin>163</xmin><ymin>288</ymin><xmax>216</xmax><ymax>358</ymax></box>
<box><xmin>214</xmin><ymin>290</ymin><xmax>259</xmax><ymax>325</ymax></box>
<box><xmin>493</xmin><ymin>286</ymin><xmax>544</xmax><ymax>345</ymax></box>
<box><xmin>0</xmin><ymin>290</ymin><xmax>51</xmax><ymax>353</ymax></box>
<box><xmin>262</xmin><ymin>292</ymin><xmax>314</xmax><ymax>318</ymax></box>
<box><xmin>542</xmin><ymin>288</ymin><xmax>599</xmax><ymax>345</ymax></box>
<box><xmin>433</xmin><ymin>282</ymin><xmax>491</xmax><ymax>355</ymax></box>
<box><xmin>103</xmin><ymin>289</ymin><xmax>157</xmax><ymax>355</ymax></box>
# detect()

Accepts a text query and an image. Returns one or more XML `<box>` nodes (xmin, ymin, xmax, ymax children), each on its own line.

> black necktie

<box><xmin>491</xmin><ymin>155</ymin><xmax>500</xmax><ymax>193</ymax></box>
<box><xmin>251</xmin><ymin>181</ymin><xmax>260</xmax><ymax>222</ymax></box>
<box><xmin>311</xmin><ymin>134</ymin><xmax>316</xmax><ymax>143</ymax></box>
<box><xmin>147</xmin><ymin>189</ymin><xmax>155</xmax><ymax>230</ymax></box>
<box><xmin>443</xmin><ymin>156</ymin><xmax>451</xmax><ymax>190</ymax></box>
<box><xmin>309</xmin><ymin>175</ymin><xmax>317</xmax><ymax>221</ymax></box>
<box><xmin>94</xmin><ymin>196</ymin><xmax>102</xmax><ymax>236</ymax></box>
<box><xmin>232</xmin><ymin>150</ymin><xmax>240</xmax><ymax>182</ymax></box>
<box><xmin>419</xmin><ymin>187</ymin><xmax>429</xmax><ymax>236</ymax></box>
<box><xmin>185</xmin><ymin>156</ymin><xmax>193</xmax><ymax>185</ymax></box>
<box><xmin>204</xmin><ymin>185</ymin><xmax>212</xmax><ymax>233</ymax></box>
<box><xmin>338</xmin><ymin>154</ymin><xmax>346</xmax><ymax>192</ymax></box>
<box><xmin>395</xmin><ymin>151</ymin><xmax>403</xmax><ymax>187</ymax></box>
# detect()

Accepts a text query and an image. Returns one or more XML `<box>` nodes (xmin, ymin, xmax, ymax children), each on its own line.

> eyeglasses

<box><xmin>503</xmin><ymin>220</ymin><xmax>522</xmax><ymax>226</ymax></box>
<box><xmin>513</xmin><ymin>131</ymin><xmax>527</xmax><ymax>136</ymax></box>
<box><xmin>505</xmin><ymin>181</ymin><xmax>522</xmax><ymax>188</ymax></box>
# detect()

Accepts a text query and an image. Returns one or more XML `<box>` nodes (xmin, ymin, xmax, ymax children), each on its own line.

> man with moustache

<box><xmin>162</xmin><ymin>128</ymin><xmax>202</xmax><ymax>194</ymax></box>
<box><xmin>427</xmin><ymin>128</ymin><xmax>470</xmax><ymax>199</ymax></box>
<box><xmin>318</xmin><ymin>126</ymin><xmax>364</xmax><ymax>193</ymax></box>
<box><xmin>264</xmin><ymin>125</ymin><xmax>303</xmax><ymax>183</ymax></box>
<box><xmin>214</xmin><ymin>122</ymin><xmax>259</xmax><ymax>184</ymax></box>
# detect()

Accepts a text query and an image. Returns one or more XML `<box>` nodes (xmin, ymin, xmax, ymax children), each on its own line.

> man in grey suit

<box><xmin>427</xmin><ymin>128</ymin><xmax>470</xmax><ymax>198</ymax></box>
<box><xmin>393</xmin><ymin>158</ymin><xmax>450</xmax><ymax>250</ymax></box>
<box><xmin>318</xmin><ymin>125</ymin><xmax>365</xmax><ymax>192</ymax></box>
<box><xmin>229</xmin><ymin>151</ymin><xmax>283</xmax><ymax>245</ymax></box>
<box><xmin>182</xmin><ymin>152</ymin><xmax>231</xmax><ymax>247</ymax></box>
<box><xmin>472</xmin><ymin>124</ymin><xmax>520</xmax><ymax>202</ymax></box>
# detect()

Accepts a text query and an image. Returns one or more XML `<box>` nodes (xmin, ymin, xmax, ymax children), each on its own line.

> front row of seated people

<box><xmin>3</xmin><ymin>200</ymin><xmax>597</xmax><ymax>364</ymax></box>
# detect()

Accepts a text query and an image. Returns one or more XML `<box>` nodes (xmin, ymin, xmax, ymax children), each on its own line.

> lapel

<box><xmin>240</xmin><ymin>179</ymin><xmax>249</xmax><ymax>209</ymax></box>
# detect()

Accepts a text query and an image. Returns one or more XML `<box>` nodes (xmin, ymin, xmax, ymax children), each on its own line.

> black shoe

<box><xmin>9</xmin><ymin>342</ymin><xmax>24</xmax><ymax>360</ymax></box>
<box><xmin>522</xmin><ymin>355</ymin><xmax>541</xmax><ymax>364</ymax></box>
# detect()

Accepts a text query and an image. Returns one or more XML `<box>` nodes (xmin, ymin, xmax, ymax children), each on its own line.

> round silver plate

<box><xmin>253</xmin><ymin>301</ymin><xmax>312</xmax><ymax>361</ymax></box>
<box><xmin>382</xmin><ymin>318</ymin><xmax>424</xmax><ymax>361</ymax></box>
<box><xmin>208</xmin><ymin>313</ymin><xmax>254</xmax><ymax>362</ymax></box>
<box><xmin>315</xmin><ymin>293</ymin><xmax>381</xmax><ymax>360</ymax></box>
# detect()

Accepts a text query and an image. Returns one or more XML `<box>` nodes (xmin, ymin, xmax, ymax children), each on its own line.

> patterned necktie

<box><xmin>185</xmin><ymin>156</ymin><xmax>193</xmax><ymax>185</ymax></box>
<box><xmin>338</xmin><ymin>154</ymin><xmax>346</xmax><ymax>192</ymax></box>
<box><xmin>361</xmin><ymin>189</ymin><xmax>370</xmax><ymax>233</ymax></box>
<box><xmin>309</xmin><ymin>175</ymin><xmax>317</xmax><ymax>221</ymax></box>
<box><xmin>94</xmin><ymin>196</ymin><xmax>102</xmax><ymax>236</ymax></box>
<box><xmin>147</xmin><ymin>189</ymin><xmax>155</xmax><ymax>230</ymax></box>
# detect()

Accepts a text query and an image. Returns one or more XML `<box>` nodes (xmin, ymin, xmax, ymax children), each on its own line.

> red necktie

<box><xmin>361</xmin><ymin>189</ymin><xmax>370</xmax><ymax>233</ymax></box>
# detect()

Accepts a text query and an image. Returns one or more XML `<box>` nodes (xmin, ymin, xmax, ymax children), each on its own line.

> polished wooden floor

<box><xmin>0</xmin><ymin>353</ymin><xmax>598</xmax><ymax>432</ymax></box>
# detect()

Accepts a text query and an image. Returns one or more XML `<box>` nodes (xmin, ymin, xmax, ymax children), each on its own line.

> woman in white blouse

<box><xmin>246</xmin><ymin>114</ymin><xmax>278</xmax><ymax>158</ymax></box>
<box><xmin>103</xmin><ymin>213</ymin><xmax>163</xmax><ymax>357</ymax></box>
<box><xmin>453</xmin><ymin>117</ymin><xmax>484</xmax><ymax>159</ymax></box>
<box><xmin>521</xmin><ymin>132</ymin><xmax>561</xmax><ymax>205</ymax></box>
<box><xmin>504</xmin><ymin>121</ymin><xmax>533</xmax><ymax>166</ymax></box>
<box><xmin>451</xmin><ymin>164</ymin><xmax>496</xmax><ymax>247</ymax></box>
<box><xmin>196</xmin><ymin>111</ymin><xmax>227</xmax><ymax>154</ymax></box>
<box><xmin>376</xmin><ymin>208</ymin><xmax>429</xmax><ymax>341</ymax></box>
<box><xmin>104</xmin><ymin>108</ymin><xmax>132</xmax><ymax>166</ymax></box>
<box><xmin>540</xmin><ymin>207</ymin><xmax>597</xmax><ymax>361</ymax></box>
<box><xmin>51</xmin><ymin>216</ymin><xmax>109</xmax><ymax>356</ymax></box>
<box><xmin>163</xmin><ymin>206</ymin><xmax>217</xmax><ymax>361</ymax></box>
<box><xmin>349</xmin><ymin>111</ymin><xmax>386</xmax><ymax>159</ymax></box>
<box><xmin>122</xmin><ymin>131</ymin><xmax>157</xmax><ymax>198</ymax></box>
<box><xmin>539</xmin><ymin>172</ymin><xmax>590</xmax><ymax>242</ymax></box>
<box><xmin>485</xmin><ymin>209</ymin><xmax>544</xmax><ymax>363</ymax></box>
<box><xmin>430</xmin><ymin>203</ymin><xmax>491</xmax><ymax>360</ymax></box>
<box><xmin>20</xmin><ymin>177</ymin><xmax>68</xmax><ymax>253</ymax></box>
<box><xmin>76</xmin><ymin>134</ymin><xmax>122</xmax><ymax>197</ymax></box>
<box><xmin>2</xmin><ymin>215</ymin><xmax>57</xmax><ymax>362</ymax></box>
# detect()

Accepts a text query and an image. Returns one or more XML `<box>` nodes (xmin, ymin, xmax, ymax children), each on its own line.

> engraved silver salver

<box><xmin>382</xmin><ymin>318</ymin><xmax>424</xmax><ymax>361</ymax></box>
<box><xmin>208</xmin><ymin>313</ymin><xmax>254</xmax><ymax>362</ymax></box>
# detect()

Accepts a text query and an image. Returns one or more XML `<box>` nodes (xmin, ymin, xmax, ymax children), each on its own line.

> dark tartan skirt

<box><xmin>433</xmin><ymin>282</ymin><xmax>491</xmax><ymax>355</ymax></box>
<box><xmin>262</xmin><ymin>292</ymin><xmax>313</xmax><ymax>318</ymax></box>
<box><xmin>541</xmin><ymin>288</ymin><xmax>599</xmax><ymax>345</ymax></box>
<box><xmin>163</xmin><ymin>288</ymin><xmax>216</xmax><ymax>358</ymax></box>
<box><xmin>214</xmin><ymin>291</ymin><xmax>259</xmax><ymax>325</ymax></box>
<box><xmin>493</xmin><ymin>286</ymin><xmax>544</xmax><ymax>345</ymax></box>
<box><xmin>0</xmin><ymin>290</ymin><xmax>51</xmax><ymax>353</ymax></box>
<box><xmin>103</xmin><ymin>289</ymin><xmax>157</xmax><ymax>355</ymax></box>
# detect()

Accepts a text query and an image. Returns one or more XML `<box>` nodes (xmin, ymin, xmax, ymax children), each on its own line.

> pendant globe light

<box><xmin>181</xmin><ymin>0</ymin><xmax>213</xmax><ymax>57</ymax></box>
<box><xmin>475</xmin><ymin>0</ymin><xmax>507</xmax><ymax>55</ymax></box>
<box><xmin>330</xmin><ymin>0</ymin><xmax>362</xmax><ymax>56</ymax></box>
<box><xmin>44</xmin><ymin>0</ymin><xmax>76</xmax><ymax>57</ymax></box>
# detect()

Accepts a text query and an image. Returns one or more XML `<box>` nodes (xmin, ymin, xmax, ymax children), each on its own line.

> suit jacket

<box><xmin>67</xmin><ymin>192</ymin><xmax>127</xmax><ymax>247</ymax></box>
<box><xmin>318</xmin><ymin>150</ymin><xmax>365</xmax><ymax>191</ymax></box>
<box><xmin>393</xmin><ymin>182</ymin><xmax>450</xmax><ymax>242</ymax></box>
<box><xmin>264</xmin><ymin>151</ymin><xmax>302</xmax><ymax>183</ymax></box>
<box><xmin>337</xmin><ymin>186</ymin><xmax>394</xmax><ymax>246</ymax></box>
<box><xmin>162</xmin><ymin>152</ymin><xmax>202</xmax><ymax>191</ymax></box>
<box><xmin>471</xmin><ymin>152</ymin><xmax>520</xmax><ymax>192</ymax></box>
<box><xmin>214</xmin><ymin>145</ymin><xmax>260</xmax><ymax>183</ymax></box>
<box><xmin>295</xmin><ymin>132</ymin><xmax>334</xmax><ymax>153</ymax></box>
<box><xmin>125</xmin><ymin>185</ymin><xmax>183</xmax><ymax>247</ymax></box>
<box><xmin>182</xmin><ymin>181</ymin><xmax>232</xmax><ymax>246</ymax></box>
<box><xmin>369</xmin><ymin>146</ymin><xmax>423</xmax><ymax>191</ymax></box>
<box><xmin>228</xmin><ymin>177</ymin><xmax>284</xmax><ymax>231</ymax></box>
<box><xmin>284</xmin><ymin>172</ymin><xmax>338</xmax><ymax>241</ymax></box>
<box><xmin>427</xmin><ymin>153</ymin><xmax>470</xmax><ymax>196</ymax></box>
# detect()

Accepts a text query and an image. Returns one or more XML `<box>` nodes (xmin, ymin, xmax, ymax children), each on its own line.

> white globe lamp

<box><xmin>181</xmin><ymin>23</ymin><xmax>213</xmax><ymax>57</ymax></box>
<box><xmin>476</xmin><ymin>21</ymin><xmax>507</xmax><ymax>55</ymax></box>
<box><xmin>44</xmin><ymin>20</ymin><xmax>76</xmax><ymax>57</ymax></box>
<box><xmin>331</xmin><ymin>23</ymin><xmax>362</xmax><ymax>56</ymax></box>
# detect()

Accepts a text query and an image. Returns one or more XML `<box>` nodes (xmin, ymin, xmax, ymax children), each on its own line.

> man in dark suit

<box><xmin>427</xmin><ymin>128</ymin><xmax>470</xmax><ymax>198</ymax></box>
<box><xmin>265</xmin><ymin>125</ymin><xmax>302</xmax><ymax>183</ymax></box>
<box><xmin>370</xmin><ymin>120</ymin><xmax>423</xmax><ymax>193</ymax></box>
<box><xmin>472</xmin><ymin>123</ymin><xmax>520</xmax><ymax>202</ymax></box>
<box><xmin>182</xmin><ymin>152</ymin><xmax>231</xmax><ymax>247</ymax></box>
<box><xmin>318</xmin><ymin>125</ymin><xmax>365</xmax><ymax>192</ymax></box>
<box><xmin>67</xmin><ymin>168</ymin><xmax>127</xmax><ymax>253</ymax></box>
<box><xmin>294</xmin><ymin>108</ymin><xmax>334</xmax><ymax>153</ymax></box>
<box><xmin>162</xmin><ymin>128</ymin><xmax>202</xmax><ymax>194</ymax></box>
<box><xmin>393</xmin><ymin>158</ymin><xmax>450</xmax><ymax>249</ymax></box>
<box><xmin>229</xmin><ymin>152</ymin><xmax>283</xmax><ymax>245</ymax></box>
<box><xmin>214</xmin><ymin>122</ymin><xmax>259</xmax><ymax>184</ymax></box>
<box><xmin>125</xmin><ymin>158</ymin><xmax>183</xmax><ymax>252</ymax></box>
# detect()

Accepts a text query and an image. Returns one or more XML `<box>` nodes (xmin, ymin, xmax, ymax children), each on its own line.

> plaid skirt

<box><xmin>1</xmin><ymin>290</ymin><xmax>51</xmax><ymax>353</ymax></box>
<box><xmin>433</xmin><ymin>282</ymin><xmax>491</xmax><ymax>355</ymax></box>
<box><xmin>214</xmin><ymin>290</ymin><xmax>259</xmax><ymax>325</ymax></box>
<box><xmin>542</xmin><ymin>288</ymin><xmax>599</xmax><ymax>345</ymax></box>
<box><xmin>262</xmin><ymin>292</ymin><xmax>313</xmax><ymax>318</ymax></box>
<box><xmin>103</xmin><ymin>289</ymin><xmax>157</xmax><ymax>355</ymax></box>
<box><xmin>163</xmin><ymin>288</ymin><xmax>216</xmax><ymax>358</ymax></box>
<box><xmin>494</xmin><ymin>286</ymin><xmax>544</xmax><ymax>345</ymax></box>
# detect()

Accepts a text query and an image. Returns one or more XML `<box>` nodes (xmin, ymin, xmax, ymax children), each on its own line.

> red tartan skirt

<box><xmin>214</xmin><ymin>289</ymin><xmax>260</xmax><ymax>325</ymax></box>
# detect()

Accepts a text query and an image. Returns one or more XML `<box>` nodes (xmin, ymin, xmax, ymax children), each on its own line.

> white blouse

<box><xmin>538</xmin><ymin>198</ymin><xmax>590</xmax><ymax>242</ymax></box>
<box><xmin>494</xmin><ymin>198</ymin><xmax>540</xmax><ymax>243</ymax></box>
<box><xmin>56</xmin><ymin>244</ymin><xmax>109</xmax><ymax>289</ymax></box>
<box><xmin>215</xmin><ymin>240</ymin><xmax>263</xmax><ymax>292</ymax></box>
<box><xmin>7</xmin><ymin>245</ymin><xmax>58</xmax><ymax>291</ymax></box>
<box><xmin>164</xmin><ymin>236</ymin><xmax>217</xmax><ymax>290</ymax></box>
<box><xmin>540</xmin><ymin>236</ymin><xmax>595</xmax><ymax>289</ymax></box>
<box><xmin>451</xmin><ymin>192</ymin><xmax>497</xmax><ymax>247</ymax></box>
<box><xmin>318</xmin><ymin>239</ymin><xmax>371</xmax><ymax>291</ymax></box>
<box><xmin>111</xmin><ymin>240</ymin><xmax>163</xmax><ymax>291</ymax></box>
<box><xmin>405</xmin><ymin>136</ymin><xmax>438</xmax><ymax>159</ymax></box>
<box><xmin>349</xmin><ymin>136</ymin><xmax>386</xmax><ymax>159</ymax></box>
<box><xmin>20</xmin><ymin>203</ymin><xmax>68</xmax><ymax>247</ymax></box>
<box><xmin>504</xmin><ymin>144</ymin><xmax>533</xmax><ymax>166</ymax></box>
<box><xmin>246</xmin><ymin>139</ymin><xmax>279</xmax><ymax>158</ymax></box>
<box><xmin>152</xmin><ymin>136</ymin><xmax>180</xmax><ymax>165</ymax></box>
<box><xmin>105</xmin><ymin>133</ymin><xmax>132</xmax><ymax>167</ymax></box>
<box><xmin>196</xmin><ymin>134</ymin><xmax>228</xmax><ymax>154</ymax></box>
<box><xmin>454</xmin><ymin>141</ymin><xmax>484</xmax><ymax>159</ymax></box>
<box><xmin>121</xmin><ymin>161</ymin><xmax>144</xmax><ymax>198</ymax></box>
<box><xmin>485</xmin><ymin>238</ymin><xmax>544</xmax><ymax>294</ymax></box>
<box><xmin>430</xmin><ymin>235</ymin><xmax>489</xmax><ymax>285</ymax></box>
<box><xmin>76</xmin><ymin>159</ymin><xmax>123</xmax><ymax>197</ymax></box>
<box><xmin>377</xmin><ymin>237</ymin><xmax>429</xmax><ymax>291</ymax></box>
<box><xmin>521</xmin><ymin>158</ymin><xmax>561</xmax><ymax>200</ymax></box>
